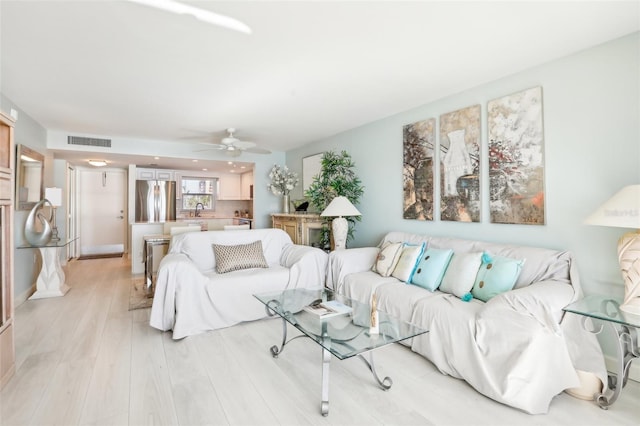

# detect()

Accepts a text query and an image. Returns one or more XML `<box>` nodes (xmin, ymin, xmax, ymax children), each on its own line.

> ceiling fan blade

<box><xmin>233</xmin><ymin>140</ymin><xmax>257</xmax><ymax>150</ymax></box>
<box><xmin>244</xmin><ymin>147</ymin><xmax>271</xmax><ymax>155</ymax></box>
<box><xmin>194</xmin><ymin>143</ymin><xmax>227</xmax><ymax>152</ymax></box>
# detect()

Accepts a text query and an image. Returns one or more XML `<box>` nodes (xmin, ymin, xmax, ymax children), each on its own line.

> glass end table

<box><xmin>564</xmin><ymin>294</ymin><xmax>640</xmax><ymax>409</ymax></box>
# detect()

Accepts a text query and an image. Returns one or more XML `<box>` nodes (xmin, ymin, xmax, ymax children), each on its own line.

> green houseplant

<box><xmin>305</xmin><ymin>150</ymin><xmax>364</xmax><ymax>249</ymax></box>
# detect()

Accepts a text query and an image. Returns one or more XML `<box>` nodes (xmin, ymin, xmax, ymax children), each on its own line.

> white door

<box><xmin>78</xmin><ymin>168</ymin><xmax>127</xmax><ymax>256</ymax></box>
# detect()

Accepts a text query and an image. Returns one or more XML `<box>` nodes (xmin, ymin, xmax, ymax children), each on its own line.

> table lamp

<box><xmin>585</xmin><ymin>184</ymin><xmax>640</xmax><ymax>315</ymax></box>
<box><xmin>320</xmin><ymin>196</ymin><xmax>361</xmax><ymax>250</ymax></box>
<box><xmin>45</xmin><ymin>187</ymin><xmax>62</xmax><ymax>242</ymax></box>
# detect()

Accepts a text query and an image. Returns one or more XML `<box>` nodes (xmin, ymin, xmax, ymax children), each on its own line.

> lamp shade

<box><xmin>584</xmin><ymin>185</ymin><xmax>640</xmax><ymax>229</ymax></box>
<box><xmin>44</xmin><ymin>187</ymin><xmax>62</xmax><ymax>207</ymax></box>
<box><xmin>320</xmin><ymin>196</ymin><xmax>361</xmax><ymax>217</ymax></box>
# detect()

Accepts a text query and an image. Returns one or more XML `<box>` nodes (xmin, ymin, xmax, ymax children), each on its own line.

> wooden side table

<box><xmin>564</xmin><ymin>295</ymin><xmax>639</xmax><ymax>409</ymax></box>
<box><xmin>271</xmin><ymin>213</ymin><xmax>324</xmax><ymax>247</ymax></box>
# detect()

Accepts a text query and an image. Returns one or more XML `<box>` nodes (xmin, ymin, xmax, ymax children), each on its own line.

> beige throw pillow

<box><xmin>372</xmin><ymin>242</ymin><xmax>404</xmax><ymax>277</ymax></box>
<box><xmin>212</xmin><ymin>240</ymin><xmax>269</xmax><ymax>273</ymax></box>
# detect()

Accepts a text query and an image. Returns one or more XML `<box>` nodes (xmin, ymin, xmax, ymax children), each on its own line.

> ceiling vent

<box><xmin>67</xmin><ymin>136</ymin><xmax>111</xmax><ymax>148</ymax></box>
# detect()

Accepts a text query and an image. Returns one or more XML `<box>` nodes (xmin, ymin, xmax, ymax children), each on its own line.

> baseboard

<box><xmin>605</xmin><ymin>354</ymin><xmax>640</xmax><ymax>383</ymax></box>
<box><xmin>15</xmin><ymin>284</ymin><xmax>36</xmax><ymax>308</ymax></box>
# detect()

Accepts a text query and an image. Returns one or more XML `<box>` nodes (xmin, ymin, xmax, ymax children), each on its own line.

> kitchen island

<box><xmin>130</xmin><ymin>217</ymin><xmax>253</xmax><ymax>274</ymax></box>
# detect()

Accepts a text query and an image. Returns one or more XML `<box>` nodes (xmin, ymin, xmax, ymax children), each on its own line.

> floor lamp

<box><xmin>45</xmin><ymin>187</ymin><xmax>62</xmax><ymax>242</ymax></box>
<box><xmin>320</xmin><ymin>196</ymin><xmax>361</xmax><ymax>250</ymax></box>
<box><xmin>585</xmin><ymin>184</ymin><xmax>640</xmax><ymax>315</ymax></box>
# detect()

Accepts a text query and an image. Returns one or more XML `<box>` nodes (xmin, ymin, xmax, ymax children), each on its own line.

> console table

<box><xmin>564</xmin><ymin>294</ymin><xmax>639</xmax><ymax>409</ymax></box>
<box><xmin>19</xmin><ymin>238</ymin><xmax>77</xmax><ymax>300</ymax></box>
<box><xmin>271</xmin><ymin>213</ymin><xmax>323</xmax><ymax>247</ymax></box>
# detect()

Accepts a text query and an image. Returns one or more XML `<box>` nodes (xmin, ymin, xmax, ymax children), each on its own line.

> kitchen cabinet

<box><xmin>218</xmin><ymin>173</ymin><xmax>242</xmax><ymax>200</ymax></box>
<box><xmin>271</xmin><ymin>213</ymin><xmax>323</xmax><ymax>247</ymax></box>
<box><xmin>241</xmin><ymin>171</ymin><xmax>254</xmax><ymax>200</ymax></box>
<box><xmin>136</xmin><ymin>168</ymin><xmax>175</xmax><ymax>181</ymax></box>
<box><xmin>0</xmin><ymin>112</ymin><xmax>15</xmax><ymax>389</ymax></box>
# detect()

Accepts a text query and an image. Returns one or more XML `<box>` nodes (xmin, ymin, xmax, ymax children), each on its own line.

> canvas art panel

<box><xmin>487</xmin><ymin>86</ymin><xmax>545</xmax><ymax>225</ymax></box>
<box><xmin>439</xmin><ymin>104</ymin><xmax>481</xmax><ymax>222</ymax></box>
<box><xmin>403</xmin><ymin>118</ymin><xmax>435</xmax><ymax>221</ymax></box>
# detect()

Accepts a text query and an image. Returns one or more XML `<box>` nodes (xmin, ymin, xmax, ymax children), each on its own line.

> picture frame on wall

<box><xmin>403</xmin><ymin>118</ymin><xmax>435</xmax><ymax>221</ymax></box>
<box><xmin>302</xmin><ymin>153</ymin><xmax>323</xmax><ymax>192</ymax></box>
<box><xmin>439</xmin><ymin>104</ymin><xmax>481</xmax><ymax>222</ymax></box>
<box><xmin>487</xmin><ymin>86</ymin><xmax>546</xmax><ymax>225</ymax></box>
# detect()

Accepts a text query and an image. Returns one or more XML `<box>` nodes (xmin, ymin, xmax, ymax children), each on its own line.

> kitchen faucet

<box><xmin>195</xmin><ymin>202</ymin><xmax>204</xmax><ymax>217</ymax></box>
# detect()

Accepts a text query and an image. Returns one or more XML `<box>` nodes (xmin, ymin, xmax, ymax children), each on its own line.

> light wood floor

<box><xmin>1</xmin><ymin>257</ymin><xmax>638</xmax><ymax>426</ymax></box>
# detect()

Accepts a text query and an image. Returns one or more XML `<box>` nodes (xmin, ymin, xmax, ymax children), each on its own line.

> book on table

<box><xmin>303</xmin><ymin>299</ymin><xmax>353</xmax><ymax>318</ymax></box>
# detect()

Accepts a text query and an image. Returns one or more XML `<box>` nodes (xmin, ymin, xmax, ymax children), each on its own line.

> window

<box><xmin>181</xmin><ymin>177</ymin><xmax>217</xmax><ymax>210</ymax></box>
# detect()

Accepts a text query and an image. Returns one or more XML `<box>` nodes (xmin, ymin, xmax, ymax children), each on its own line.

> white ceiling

<box><xmin>1</xmin><ymin>1</ymin><xmax>639</xmax><ymax>169</ymax></box>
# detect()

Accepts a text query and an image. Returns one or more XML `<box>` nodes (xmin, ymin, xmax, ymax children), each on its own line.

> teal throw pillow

<box><xmin>410</xmin><ymin>248</ymin><xmax>454</xmax><ymax>291</ymax></box>
<box><xmin>471</xmin><ymin>254</ymin><xmax>525</xmax><ymax>302</ymax></box>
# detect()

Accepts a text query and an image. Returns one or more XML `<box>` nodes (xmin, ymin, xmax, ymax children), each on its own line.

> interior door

<box><xmin>78</xmin><ymin>168</ymin><xmax>127</xmax><ymax>256</ymax></box>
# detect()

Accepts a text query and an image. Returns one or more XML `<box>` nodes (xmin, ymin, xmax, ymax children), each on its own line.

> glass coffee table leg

<box><xmin>358</xmin><ymin>352</ymin><xmax>393</xmax><ymax>390</ymax></box>
<box><xmin>321</xmin><ymin>347</ymin><xmax>330</xmax><ymax>416</ymax></box>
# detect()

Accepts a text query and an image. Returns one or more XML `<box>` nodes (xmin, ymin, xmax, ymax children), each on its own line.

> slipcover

<box><xmin>150</xmin><ymin>228</ymin><xmax>328</xmax><ymax>339</ymax></box>
<box><xmin>328</xmin><ymin>231</ymin><xmax>607</xmax><ymax>414</ymax></box>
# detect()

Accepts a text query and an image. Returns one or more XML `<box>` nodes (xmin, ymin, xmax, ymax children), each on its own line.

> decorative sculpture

<box><xmin>25</xmin><ymin>199</ymin><xmax>53</xmax><ymax>246</ymax></box>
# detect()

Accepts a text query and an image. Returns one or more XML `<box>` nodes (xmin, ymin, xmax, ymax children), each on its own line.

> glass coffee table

<box><xmin>564</xmin><ymin>294</ymin><xmax>640</xmax><ymax>409</ymax></box>
<box><xmin>254</xmin><ymin>288</ymin><xmax>428</xmax><ymax>416</ymax></box>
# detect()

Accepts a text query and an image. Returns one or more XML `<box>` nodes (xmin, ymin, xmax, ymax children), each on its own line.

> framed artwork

<box><xmin>439</xmin><ymin>104</ymin><xmax>481</xmax><ymax>222</ymax></box>
<box><xmin>403</xmin><ymin>118</ymin><xmax>435</xmax><ymax>221</ymax></box>
<box><xmin>302</xmin><ymin>153</ymin><xmax>323</xmax><ymax>191</ymax></box>
<box><xmin>487</xmin><ymin>86</ymin><xmax>545</xmax><ymax>225</ymax></box>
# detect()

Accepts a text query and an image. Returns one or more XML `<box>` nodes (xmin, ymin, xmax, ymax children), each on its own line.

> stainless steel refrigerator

<box><xmin>135</xmin><ymin>180</ymin><xmax>176</xmax><ymax>222</ymax></box>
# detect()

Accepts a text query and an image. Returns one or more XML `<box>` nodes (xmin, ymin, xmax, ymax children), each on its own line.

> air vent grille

<box><xmin>67</xmin><ymin>136</ymin><xmax>111</xmax><ymax>147</ymax></box>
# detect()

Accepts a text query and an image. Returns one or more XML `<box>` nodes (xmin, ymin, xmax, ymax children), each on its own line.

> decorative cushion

<box><xmin>392</xmin><ymin>242</ymin><xmax>426</xmax><ymax>282</ymax></box>
<box><xmin>410</xmin><ymin>248</ymin><xmax>454</xmax><ymax>291</ymax></box>
<box><xmin>372</xmin><ymin>242</ymin><xmax>404</xmax><ymax>277</ymax></box>
<box><xmin>440</xmin><ymin>252</ymin><xmax>483</xmax><ymax>298</ymax></box>
<box><xmin>212</xmin><ymin>240</ymin><xmax>269</xmax><ymax>273</ymax></box>
<box><xmin>471</xmin><ymin>253</ymin><xmax>525</xmax><ymax>302</ymax></box>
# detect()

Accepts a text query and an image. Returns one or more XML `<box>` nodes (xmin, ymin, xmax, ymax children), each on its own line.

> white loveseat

<box><xmin>327</xmin><ymin>231</ymin><xmax>607</xmax><ymax>414</ymax></box>
<box><xmin>150</xmin><ymin>228</ymin><xmax>328</xmax><ymax>339</ymax></box>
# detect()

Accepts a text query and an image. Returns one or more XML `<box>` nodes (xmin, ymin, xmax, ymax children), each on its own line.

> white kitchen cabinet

<box><xmin>241</xmin><ymin>171</ymin><xmax>254</xmax><ymax>200</ymax></box>
<box><xmin>136</xmin><ymin>168</ymin><xmax>175</xmax><ymax>181</ymax></box>
<box><xmin>218</xmin><ymin>173</ymin><xmax>242</xmax><ymax>200</ymax></box>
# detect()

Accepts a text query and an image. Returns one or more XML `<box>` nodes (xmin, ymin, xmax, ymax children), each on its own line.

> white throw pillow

<box><xmin>372</xmin><ymin>242</ymin><xmax>404</xmax><ymax>277</ymax></box>
<box><xmin>392</xmin><ymin>243</ymin><xmax>426</xmax><ymax>282</ymax></box>
<box><xmin>439</xmin><ymin>251</ymin><xmax>483</xmax><ymax>298</ymax></box>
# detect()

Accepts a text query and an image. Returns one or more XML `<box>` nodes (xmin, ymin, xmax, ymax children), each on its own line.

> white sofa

<box><xmin>150</xmin><ymin>228</ymin><xmax>328</xmax><ymax>339</ymax></box>
<box><xmin>327</xmin><ymin>231</ymin><xmax>607</xmax><ymax>414</ymax></box>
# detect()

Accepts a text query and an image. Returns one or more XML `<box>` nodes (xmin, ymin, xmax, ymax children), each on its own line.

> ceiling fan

<box><xmin>197</xmin><ymin>128</ymin><xmax>271</xmax><ymax>157</ymax></box>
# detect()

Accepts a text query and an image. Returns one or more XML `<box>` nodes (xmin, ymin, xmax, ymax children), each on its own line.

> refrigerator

<box><xmin>135</xmin><ymin>180</ymin><xmax>176</xmax><ymax>222</ymax></box>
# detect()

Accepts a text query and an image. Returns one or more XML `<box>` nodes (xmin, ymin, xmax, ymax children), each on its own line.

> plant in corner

<box><xmin>305</xmin><ymin>150</ymin><xmax>364</xmax><ymax>249</ymax></box>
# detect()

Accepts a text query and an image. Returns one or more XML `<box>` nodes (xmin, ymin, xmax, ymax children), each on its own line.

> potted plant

<box><xmin>305</xmin><ymin>150</ymin><xmax>364</xmax><ymax>249</ymax></box>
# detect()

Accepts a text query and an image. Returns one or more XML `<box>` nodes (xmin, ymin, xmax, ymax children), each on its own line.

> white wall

<box><xmin>287</xmin><ymin>33</ymin><xmax>640</xmax><ymax>297</ymax></box>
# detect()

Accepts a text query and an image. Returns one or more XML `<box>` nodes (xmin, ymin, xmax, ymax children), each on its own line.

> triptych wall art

<box><xmin>402</xmin><ymin>86</ymin><xmax>545</xmax><ymax>225</ymax></box>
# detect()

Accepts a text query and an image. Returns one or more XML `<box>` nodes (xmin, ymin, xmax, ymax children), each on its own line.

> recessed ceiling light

<box><xmin>88</xmin><ymin>160</ymin><xmax>107</xmax><ymax>167</ymax></box>
<box><xmin>202</xmin><ymin>168</ymin><xmax>208</xmax><ymax>171</ymax></box>
<box><xmin>192</xmin><ymin>159</ymin><xmax>198</xmax><ymax>162</ymax></box>
<box><xmin>228</xmin><ymin>161</ymin><xmax>233</xmax><ymax>165</ymax></box>
<box><xmin>154</xmin><ymin>156</ymin><xmax>160</xmax><ymax>160</ymax></box>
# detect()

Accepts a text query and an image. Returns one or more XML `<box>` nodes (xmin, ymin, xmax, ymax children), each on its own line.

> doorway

<box><xmin>78</xmin><ymin>168</ymin><xmax>127</xmax><ymax>257</ymax></box>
